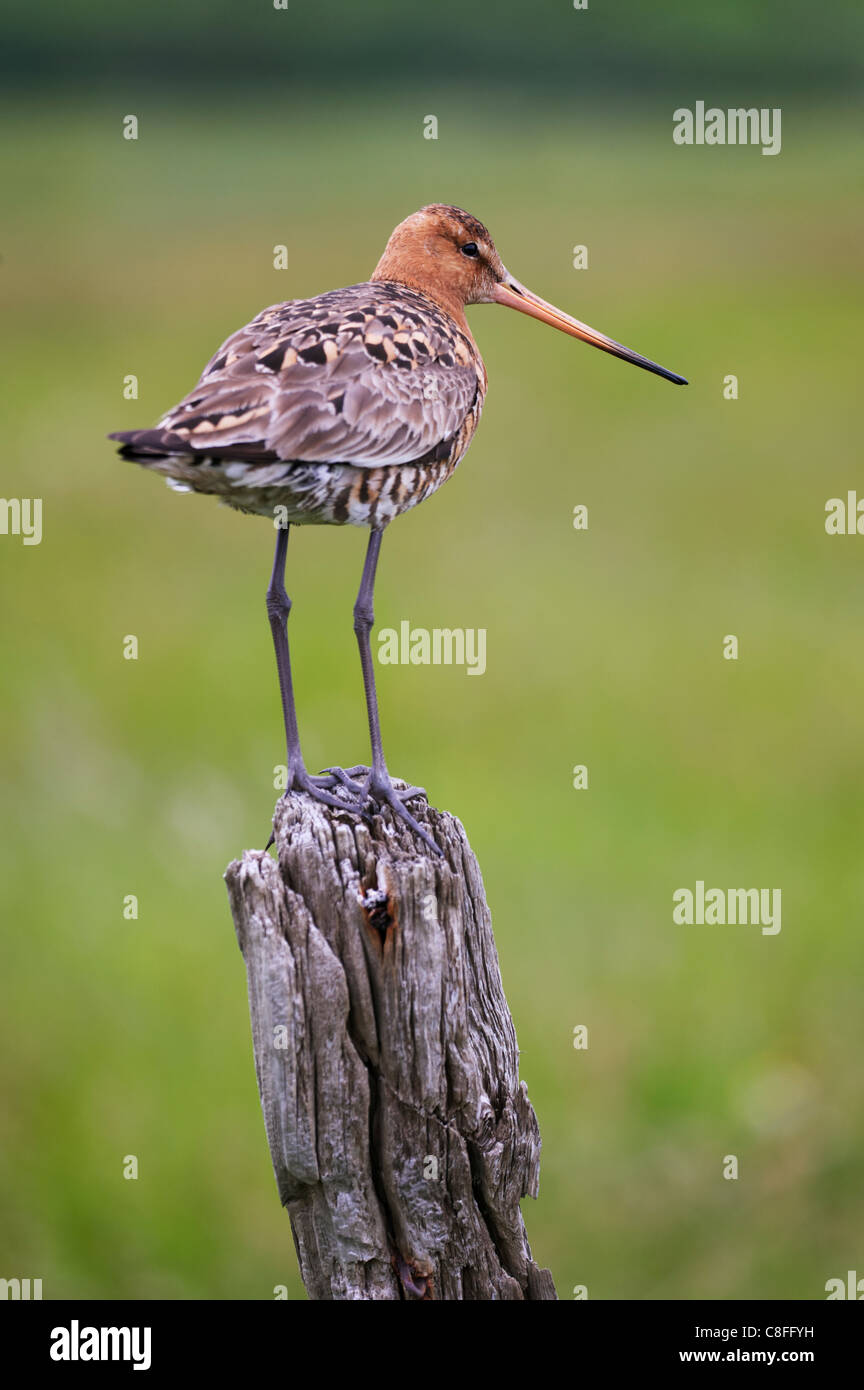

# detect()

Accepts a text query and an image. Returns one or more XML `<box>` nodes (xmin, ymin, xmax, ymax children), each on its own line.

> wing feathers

<box><xmin>153</xmin><ymin>283</ymin><xmax>480</xmax><ymax>469</ymax></box>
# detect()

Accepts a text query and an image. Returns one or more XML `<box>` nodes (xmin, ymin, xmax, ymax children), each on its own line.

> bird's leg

<box><xmin>352</xmin><ymin>528</ymin><xmax>440</xmax><ymax>857</ymax></box>
<box><xmin>266</xmin><ymin>525</ymin><xmax>361</xmax><ymax>813</ymax></box>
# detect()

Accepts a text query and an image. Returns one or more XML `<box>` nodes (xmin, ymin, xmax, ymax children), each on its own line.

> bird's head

<box><xmin>372</xmin><ymin>204</ymin><xmax>505</xmax><ymax>312</ymax></box>
<box><xmin>373</xmin><ymin>203</ymin><xmax>687</xmax><ymax>385</ymax></box>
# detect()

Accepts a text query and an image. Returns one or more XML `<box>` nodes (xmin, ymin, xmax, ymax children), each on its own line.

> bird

<box><xmin>109</xmin><ymin>204</ymin><xmax>686</xmax><ymax>855</ymax></box>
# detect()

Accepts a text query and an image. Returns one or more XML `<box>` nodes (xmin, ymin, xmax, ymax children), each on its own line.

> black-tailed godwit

<box><xmin>110</xmin><ymin>204</ymin><xmax>686</xmax><ymax>853</ymax></box>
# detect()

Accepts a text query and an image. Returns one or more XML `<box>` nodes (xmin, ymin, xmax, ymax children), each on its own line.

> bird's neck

<box><xmin>371</xmin><ymin>262</ymin><xmax>471</xmax><ymax>337</ymax></box>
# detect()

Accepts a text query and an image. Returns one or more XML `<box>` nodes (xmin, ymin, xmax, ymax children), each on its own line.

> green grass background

<box><xmin>0</xmin><ymin>84</ymin><xmax>861</xmax><ymax>1299</ymax></box>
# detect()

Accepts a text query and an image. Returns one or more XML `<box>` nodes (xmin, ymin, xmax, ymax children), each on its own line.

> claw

<box><xmin>394</xmin><ymin>784</ymin><xmax>427</xmax><ymax>803</ymax></box>
<box><xmin>313</xmin><ymin>766</ymin><xmax>367</xmax><ymax>798</ymax></box>
<box><xmin>285</xmin><ymin>767</ymin><xmax>365</xmax><ymax>814</ymax></box>
<box><xmin>359</xmin><ymin>772</ymin><xmax>442</xmax><ymax>857</ymax></box>
<box><xmin>274</xmin><ymin>765</ymin><xmax>440</xmax><ymax>857</ymax></box>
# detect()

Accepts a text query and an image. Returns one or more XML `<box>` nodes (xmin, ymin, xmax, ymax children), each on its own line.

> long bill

<box><xmin>492</xmin><ymin>277</ymin><xmax>687</xmax><ymax>385</ymax></box>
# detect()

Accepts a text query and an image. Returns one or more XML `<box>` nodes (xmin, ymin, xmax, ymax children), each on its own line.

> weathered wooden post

<box><xmin>225</xmin><ymin>781</ymin><xmax>556</xmax><ymax>1301</ymax></box>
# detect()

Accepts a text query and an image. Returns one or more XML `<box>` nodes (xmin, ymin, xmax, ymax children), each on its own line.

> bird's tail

<box><xmin>108</xmin><ymin>428</ymin><xmax>192</xmax><ymax>461</ymax></box>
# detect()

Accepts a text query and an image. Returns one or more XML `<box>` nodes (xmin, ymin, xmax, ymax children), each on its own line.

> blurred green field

<box><xmin>1</xmin><ymin>90</ymin><xmax>861</xmax><ymax>1300</ymax></box>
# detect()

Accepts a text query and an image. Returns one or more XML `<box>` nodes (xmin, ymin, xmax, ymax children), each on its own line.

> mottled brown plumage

<box><xmin>111</xmin><ymin>281</ymin><xmax>486</xmax><ymax>527</ymax></box>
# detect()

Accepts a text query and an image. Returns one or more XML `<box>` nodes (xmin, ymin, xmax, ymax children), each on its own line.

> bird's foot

<box><xmin>319</xmin><ymin>764</ymin><xmax>429</xmax><ymax>806</ymax></box>
<box><xmin>287</xmin><ymin>766</ymin><xmax>365</xmax><ymax>812</ymax></box>
<box><xmin>312</xmin><ymin>765</ymin><xmax>369</xmax><ymax>799</ymax></box>
<box><xmin>357</xmin><ymin>769</ymin><xmax>441</xmax><ymax>857</ymax></box>
<box><xmin>267</xmin><ymin>763</ymin><xmax>439</xmax><ymax>857</ymax></box>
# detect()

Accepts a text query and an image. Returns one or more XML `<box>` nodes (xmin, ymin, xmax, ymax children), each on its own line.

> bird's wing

<box><xmin>157</xmin><ymin>282</ymin><xmax>481</xmax><ymax>467</ymax></box>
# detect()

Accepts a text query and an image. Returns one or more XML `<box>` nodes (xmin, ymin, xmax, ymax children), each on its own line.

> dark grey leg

<box><xmin>353</xmin><ymin>529</ymin><xmax>387</xmax><ymax>782</ymax></box>
<box><xmin>353</xmin><ymin>528</ymin><xmax>440</xmax><ymax>856</ymax></box>
<box><xmin>266</xmin><ymin>524</ymin><xmax>360</xmax><ymax>813</ymax></box>
<box><xmin>266</xmin><ymin>525</ymin><xmax>300</xmax><ymax>770</ymax></box>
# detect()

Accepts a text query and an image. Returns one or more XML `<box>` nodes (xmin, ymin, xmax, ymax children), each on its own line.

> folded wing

<box><xmin>151</xmin><ymin>283</ymin><xmax>480</xmax><ymax>468</ymax></box>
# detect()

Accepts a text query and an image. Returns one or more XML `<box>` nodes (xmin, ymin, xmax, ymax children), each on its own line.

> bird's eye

<box><xmin>460</xmin><ymin>242</ymin><xmax>479</xmax><ymax>258</ymax></box>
